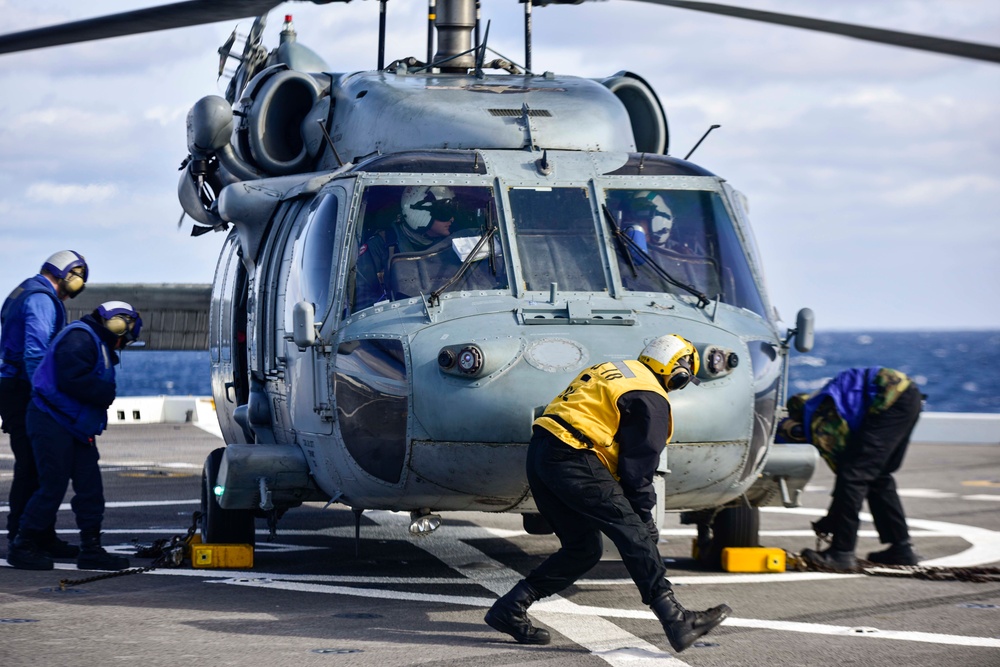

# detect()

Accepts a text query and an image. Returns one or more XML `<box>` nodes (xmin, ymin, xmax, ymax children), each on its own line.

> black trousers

<box><xmin>829</xmin><ymin>385</ymin><xmax>922</xmax><ymax>552</ymax></box>
<box><xmin>20</xmin><ymin>403</ymin><xmax>106</xmax><ymax>535</ymax></box>
<box><xmin>523</xmin><ymin>428</ymin><xmax>670</xmax><ymax>606</ymax></box>
<box><xmin>0</xmin><ymin>377</ymin><xmax>43</xmax><ymax>541</ymax></box>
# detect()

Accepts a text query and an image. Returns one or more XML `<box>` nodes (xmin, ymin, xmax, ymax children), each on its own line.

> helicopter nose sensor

<box><xmin>456</xmin><ymin>346</ymin><xmax>484</xmax><ymax>375</ymax></box>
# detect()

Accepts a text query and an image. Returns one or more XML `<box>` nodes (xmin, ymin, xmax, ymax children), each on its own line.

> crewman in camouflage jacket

<box><xmin>776</xmin><ymin>367</ymin><xmax>923</xmax><ymax>570</ymax></box>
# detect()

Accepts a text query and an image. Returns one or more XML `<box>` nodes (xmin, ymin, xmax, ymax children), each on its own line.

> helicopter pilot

<box><xmin>354</xmin><ymin>185</ymin><xmax>457</xmax><ymax>310</ymax></box>
<box><xmin>619</xmin><ymin>190</ymin><xmax>675</xmax><ymax>264</ymax></box>
<box><xmin>485</xmin><ymin>334</ymin><xmax>730</xmax><ymax>653</ymax></box>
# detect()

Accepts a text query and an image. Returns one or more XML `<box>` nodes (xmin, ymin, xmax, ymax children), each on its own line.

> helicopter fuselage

<box><xmin>207</xmin><ymin>144</ymin><xmax>791</xmax><ymax>525</ymax></box>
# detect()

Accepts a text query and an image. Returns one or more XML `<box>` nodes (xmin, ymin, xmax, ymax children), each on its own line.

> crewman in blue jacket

<box><xmin>776</xmin><ymin>366</ymin><xmax>923</xmax><ymax>570</ymax></box>
<box><xmin>0</xmin><ymin>250</ymin><xmax>88</xmax><ymax>557</ymax></box>
<box><xmin>7</xmin><ymin>301</ymin><xmax>141</xmax><ymax>571</ymax></box>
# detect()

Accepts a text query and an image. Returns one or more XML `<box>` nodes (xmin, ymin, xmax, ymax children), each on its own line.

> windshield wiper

<box><xmin>429</xmin><ymin>206</ymin><xmax>498</xmax><ymax>306</ymax></box>
<box><xmin>602</xmin><ymin>204</ymin><xmax>710</xmax><ymax>308</ymax></box>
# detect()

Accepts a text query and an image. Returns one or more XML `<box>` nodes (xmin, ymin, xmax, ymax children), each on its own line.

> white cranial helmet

<box><xmin>638</xmin><ymin>334</ymin><xmax>700</xmax><ymax>391</ymax></box>
<box><xmin>401</xmin><ymin>185</ymin><xmax>456</xmax><ymax>231</ymax></box>
<box><xmin>630</xmin><ymin>191</ymin><xmax>673</xmax><ymax>246</ymax></box>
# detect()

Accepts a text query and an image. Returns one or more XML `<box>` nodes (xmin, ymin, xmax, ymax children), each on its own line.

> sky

<box><xmin>0</xmin><ymin>0</ymin><xmax>998</xmax><ymax>331</ymax></box>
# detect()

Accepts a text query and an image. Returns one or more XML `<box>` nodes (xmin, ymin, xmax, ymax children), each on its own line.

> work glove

<box><xmin>811</xmin><ymin>515</ymin><xmax>834</xmax><ymax>537</ymax></box>
<box><xmin>645</xmin><ymin>518</ymin><xmax>660</xmax><ymax>543</ymax></box>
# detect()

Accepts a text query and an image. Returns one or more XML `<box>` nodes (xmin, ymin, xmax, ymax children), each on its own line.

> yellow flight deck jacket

<box><xmin>534</xmin><ymin>360</ymin><xmax>672</xmax><ymax>479</ymax></box>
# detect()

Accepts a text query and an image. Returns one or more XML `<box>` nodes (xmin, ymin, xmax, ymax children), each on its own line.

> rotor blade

<box><xmin>0</xmin><ymin>0</ymin><xmax>285</xmax><ymax>55</ymax></box>
<box><xmin>632</xmin><ymin>0</ymin><xmax>1000</xmax><ymax>64</ymax></box>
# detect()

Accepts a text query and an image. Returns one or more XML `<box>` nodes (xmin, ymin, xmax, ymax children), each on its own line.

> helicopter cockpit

<box><xmin>604</xmin><ymin>187</ymin><xmax>768</xmax><ymax>318</ymax></box>
<box><xmin>337</xmin><ymin>150</ymin><xmax>770</xmax><ymax>326</ymax></box>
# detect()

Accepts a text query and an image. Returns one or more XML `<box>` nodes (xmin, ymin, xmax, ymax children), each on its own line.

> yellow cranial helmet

<box><xmin>638</xmin><ymin>334</ymin><xmax>700</xmax><ymax>391</ymax></box>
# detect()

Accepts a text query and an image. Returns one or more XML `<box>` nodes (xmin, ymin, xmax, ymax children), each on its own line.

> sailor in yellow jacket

<box><xmin>485</xmin><ymin>334</ymin><xmax>730</xmax><ymax>653</ymax></box>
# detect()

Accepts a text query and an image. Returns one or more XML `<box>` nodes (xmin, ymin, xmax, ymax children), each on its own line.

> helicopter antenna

<box><xmin>378</xmin><ymin>0</ymin><xmax>388</xmax><ymax>70</ymax></box>
<box><xmin>475</xmin><ymin>1</ymin><xmax>482</xmax><ymax>55</ymax></box>
<box><xmin>426</xmin><ymin>0</ymin><xmax>436</xmax><ymax>66</ymax></box>
<box><xmin>475</xmin><ymin>20</ymin><xmax>491</xmax><ymax>77</ymax></box>
<box><xmin>684</xmin><ymin>124</ymin><xmax>721</xmax><ymax>160</ymax></box>
<box><xmin>316</xmin><ymin>119</ymin><xmax>344</xmax><ymax>167</ymax></box>
<box><xmin>524</xmin><ymin>0</ymin><xmax>533</xmax><ymax>72</ymax></box>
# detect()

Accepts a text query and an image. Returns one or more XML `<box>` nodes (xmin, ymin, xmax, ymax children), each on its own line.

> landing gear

<box><xmin>201</xmin><ymin>447</ymin><xmax>256</xmax><ymax>545</ymax></box>
<box><xmin>688</xmin><ymin>503</ymin><xmax>760</xmax><ymax>569</ymax></box>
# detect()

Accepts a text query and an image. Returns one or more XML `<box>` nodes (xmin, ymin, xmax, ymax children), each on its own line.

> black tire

<box><xmin>713</xmin><ymin>504</ymin><xmax>760</xmax><ymax>549</ymax></box>
<box><xmin>699</xmin><ymin>504</ymin><xmax>760</xmax><ymax>569</ymax></box>
<box><xmin>201</xmin><ymin>447</ymin><xmax>256</xmax><ymax>545</ymax></box>
<box><xmin>522</xmin><ymin>513</ymin><xmax>554</xmax><ymax>535</ymax></box>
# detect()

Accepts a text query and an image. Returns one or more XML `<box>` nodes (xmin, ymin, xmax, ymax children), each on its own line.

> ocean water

<box><xmin>114</xmin><ymin>331</ymin><xmax>1000</xmax><ymax>413</ymax></box>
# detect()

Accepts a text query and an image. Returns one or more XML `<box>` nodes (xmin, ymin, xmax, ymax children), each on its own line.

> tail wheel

<box><xmin>201</xmin><ymin>447</ymin><xmax>256</xmax><ymax>545</ymax></box>
<box><xmin>699</xmin><ymin>504</ymin><xmax>760</xmax><ymax>569</ymax></box>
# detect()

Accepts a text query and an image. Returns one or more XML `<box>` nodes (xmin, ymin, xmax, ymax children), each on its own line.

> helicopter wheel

<box><xmin>698</xmin><ymin>504</ymin><xmax>760</xmax><ymax>569</ymax></box>
<box><xmin>201</xmin><ymin>447</ymin><xmax>257</xmax><ymax>545</ymax></box>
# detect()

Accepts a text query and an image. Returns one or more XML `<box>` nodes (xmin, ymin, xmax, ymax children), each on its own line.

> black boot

<box><xmin>484</xmin><ymin>580</ymin><xmax>551</xmax><ymax>645</ymax></box>
<box><xmin>800</xmin><ymin>547</ymin><xmax>857</xmax><ymax>571</ymax></box>
<box><xmin>650</xmin><ymin>590</ymin><xmax>731</xmax><ymax>653</ymax></box>
<box><xmin>40</xmin><ymin>530</ymin><xmax>80</xmax><ymax>559</ymax></box>
<box><xmin>77</xmin><ymin>529</ymin><xmax>130</xmax><ymax>571</ymax></box>
<box><xmin>7</xmin><ymin>528</ymin><xmax>55</xmax><ymax>570</ymax></box>
<box><xmin>867</xmin><ymin>542</ymin><xmax>920</xmax><ymax>566</ymax></box>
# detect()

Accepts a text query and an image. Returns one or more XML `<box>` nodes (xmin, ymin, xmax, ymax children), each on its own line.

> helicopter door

<box><xmin>210</xmin><ymin>231</ymin><xmax>250</xmax><ymax>444</ymax></box>
<box><xmin>273</xmin><ymin>193</ymin><xmax>342</xmax><ymax>436</ymax></box>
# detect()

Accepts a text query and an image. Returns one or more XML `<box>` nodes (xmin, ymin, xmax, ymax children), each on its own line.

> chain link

<box><xmin>57</xmin><ymin>512</ymin><xmax>202</xmax><ymax>591</ymax></box>
<box><xmin>789</xmin><ymin>549</ymin><xmax>1000</xmax><ymax>583</ymax></box>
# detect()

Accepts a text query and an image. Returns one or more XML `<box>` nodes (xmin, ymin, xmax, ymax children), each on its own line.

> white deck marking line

<box><xmin>364</xmin><ymin>510</ymin><xmax>692</xmax><ymax>666</ymax></box>
<box><xmin>211</xmin><ymin>573</ymin><xmax>1000</xmax><ymax>649</ymax></box>
<box><xmin>5</xmin><ymin>556</ymin><xmax>998</xmax><ymax>650</ymax></box>
<box><xmin>723</xmin><ymin>618</ymin><xmax>1000</xmax><ymax>648</ymax></box>
<box><xmin>896</xmin><ymin>489</ymin><xmax>959</xmax><ymax>499</ymax></box>
<box><xmin>963</xmin><ymin>494</ymin><xmax>1000</xmax><ymax>502</ymax></box>
<box><xmin>764</xmin><ymin>506</ymin><xmax>1000</xmax><ymax>567</ymax></box>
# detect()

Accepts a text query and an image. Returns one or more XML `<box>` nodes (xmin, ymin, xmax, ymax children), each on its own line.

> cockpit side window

<box><xmin>295</xmin><ymin>195</ymin><xmax>339</xmax><ymax>322</ymax></box>
<box><xmin>605</xmin><ymin>188</ymin><xmax>767</xmax><ymax>317</ymax></box>
<box><xmin>508</xmin><ymin>187</ymin><xmax>608</xmax><ymax>293</ymax></box>
<box><xmin>347</xmin><ymin>184</ymin><xmax>507</xmax><ymax>313</ymax></box>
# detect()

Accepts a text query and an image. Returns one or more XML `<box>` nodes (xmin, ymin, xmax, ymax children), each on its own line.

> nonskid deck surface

<box><xmin>1</xmin><ymin>424</ymin><xmax>998</xmax><ymax>667</ymax></box>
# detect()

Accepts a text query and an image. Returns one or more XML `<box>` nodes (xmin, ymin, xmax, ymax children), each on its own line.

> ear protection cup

<box><xmin>62</xmin><ymin>272</ymin><xmax>85</xmax><ymax>297</ymax></box>
<box><xmin>105</xmin><ymin>315</ymin><xmax>130</xmax><ymax>337</ymax></box>
<box><xmin>665</xmin><ymin>366</ymin><xmax>692</xmax><ymax>392</ymax></box>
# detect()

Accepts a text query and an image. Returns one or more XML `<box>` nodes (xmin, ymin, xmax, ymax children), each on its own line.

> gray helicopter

<box><xmin>2</xmin><ymin>0</ymin><xmax>996</xmax><ymax>564</ymax></box>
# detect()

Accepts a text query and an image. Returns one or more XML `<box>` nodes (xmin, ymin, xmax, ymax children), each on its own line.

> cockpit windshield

<box><xmin>508</xmin><ymin>187</ymin><xmax>608</xmax><ymax>293</ymax></box>
<box><xmin>349</xmin><ymin>185</ymin><xmax>507</xmax><ymax>313</ymax></box>
<box><xmin>604</xmin><ymin>189</ymin><xmax>767</xmax><ymax>317</ymax></box>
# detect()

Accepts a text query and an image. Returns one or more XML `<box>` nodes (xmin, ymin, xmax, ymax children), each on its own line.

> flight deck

<box><xmin>1</xmin><ymin>422</ymin><xmax>998</xmax><ymax>667</ymax></box>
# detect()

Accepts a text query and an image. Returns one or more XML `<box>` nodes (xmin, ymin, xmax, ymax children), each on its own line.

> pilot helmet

<box><xmin>96</xmin><ymin>301</ymin><xmax>143</xmax><ymax>343</ymax></box>
<box><xmin>638</xmin><ymin>334</ymin><xmax>701</xmax><ymax>392</ymax></box>
<box><xmin>401</xmin><ymin>186</ymin><xmax>456</xmax><ymax>232</ymax></box>
<box><xmin>628</xmin><ymin>191</ymin><xmax>673</xmax><ymax>246</ymax></box>
<box><xmin>41</xmin><ymin>250</ymin><xmax>88</xmax><ymax>298</ymax></box>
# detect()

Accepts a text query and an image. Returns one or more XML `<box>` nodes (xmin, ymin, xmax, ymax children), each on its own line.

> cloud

<box><xmin>25</xmin><ymin>182</ymin><xmax>118</xmax><ymax>205</ymax></box>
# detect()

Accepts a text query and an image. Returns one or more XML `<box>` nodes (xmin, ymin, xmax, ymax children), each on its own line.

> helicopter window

<box><xmin>349</xmin><ymin>184</ymin><xmax>506</xmax><ymax>313</ymax></box>
<box><xmin>508</xmin><ymin>187</ymin><xmax>608</xmax><ymax>293</ymax></box>
<box><xmin>351</xmin><ymin>150</ymin><xmax>487</xmax><ymax>175</ymax></box>
<box><xmin>605</xmin><ymin>189</ymin><xmax>767</xmax><ymax>317</ymax></box>
<box><xmin>295</xmin><ymin>195</ymin><xmax>339</xmax><ymax>321</ymax></box>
